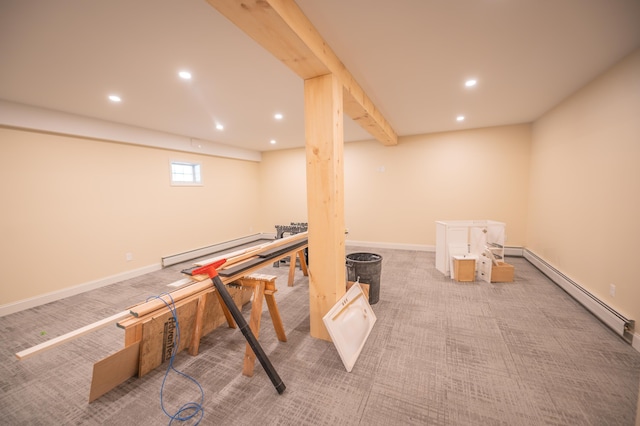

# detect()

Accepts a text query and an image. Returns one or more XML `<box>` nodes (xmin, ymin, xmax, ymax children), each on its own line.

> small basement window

<box><xmin>170</xmin><ymin>161</ymin><xmax>202</xmax><ymax>186</ymax></box>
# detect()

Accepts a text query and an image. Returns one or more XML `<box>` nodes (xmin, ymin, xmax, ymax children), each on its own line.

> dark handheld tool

<box><xmin>190</xmin><ymin>259</ymin><xmax>286</xmax><ymax>395</ymax></box>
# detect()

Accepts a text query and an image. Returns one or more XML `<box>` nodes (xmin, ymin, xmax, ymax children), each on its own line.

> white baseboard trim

<box><xmin>346</xmin><ymin>240</ymin><xmax>434</xmax><ymax>252</ymax></box>
<box><xmin>504</xmin><ymin>246</ymin><xmax>524</xmax><ymax>257</ymax></box>
<box><xmin>633</xmin><ymin>332</ymin><xmax>640</xmax><ymax>353</ymax></box>
<box><xmin>0</xmin><ymin>263</ymin><xmax>162</xmax><ymax>317</ymax></box>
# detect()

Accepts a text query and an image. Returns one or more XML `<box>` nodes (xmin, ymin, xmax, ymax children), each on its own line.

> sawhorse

<box><xmin>287</xmin><ymin>249</ymin><xmax>308</xmax><ymax>286</ymax></box>
<box><xmin>235</xmin><ymin>274</ymin><xmax>287</xmax><ymax>376</ymax></box>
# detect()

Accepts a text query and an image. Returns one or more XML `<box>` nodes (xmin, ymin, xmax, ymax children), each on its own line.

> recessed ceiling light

<box><xmin>270</xmin><ymin>139</ymin><xmax>277</xmax><ymax>145</ymax></box>
<box><xmin>464</xmin><ymin>79</ymin><xmax>477</xmax><ymax>88</ymax></box>
<box><xmin>108</xmin><ymin>95</ymin><xmax>121</xmax><ymax>102</ymax></box>
<box><xmin>456</xmin><ymin>115</ymin><xmax>465</xmax><ymax>122</ymax></box>
<box><xmin>215</xmin><ymin>123</ymin><xmax>224</xmax><ymax>130</ymax></box>
<box><xmin>179</xmin><ymin>71</ymin><xmax>192</xmax><ymax>80</ymax></box>
<box><xmin>274</xmin><ymin>113</ymin><xmax>283</xmax><ymax>120</ymax></box>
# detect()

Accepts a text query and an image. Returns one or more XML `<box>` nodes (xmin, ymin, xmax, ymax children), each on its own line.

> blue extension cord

<box><xmin>147</xmin><ymin>293</ymin><xmax>205</xmax><ymax>425</ymax></box>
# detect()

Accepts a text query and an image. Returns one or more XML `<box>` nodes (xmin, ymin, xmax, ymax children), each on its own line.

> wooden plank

<box><xmin>219</xmin><ymin>245</ymin><xmax>308</xmax><ymax>284</ymax></box>
<box><xmin>194</xmin><ymin>231</ymin><xmax>308</xmax><ymax>267</ymax></box>
<box><xmin>129</xmin><ymin>280</ymin><xmax>213</xmax><ymax>318</ymax></box>
<box><xmin>305</xmin><ymin>73</ymin><xmax>346</xmax><ymax>341</ymax></box>
<box><xmin>15</xmin><ymin>310</ymin><xmax>131</xmax><ymax>360</ymax></box>
<box><xmin>90</xmin><ymin>286</ymin><xmax>250</xmax><ymax>399</ymax></box>
<box><xmin>167</xmin><ymin>277</ymin><xmax>194</xmax><ymax>288</ymax></box>
<box><xmin>206</xmin><ymin>0</ymin><xmax>397</xmax><ymax>146</ymax></box>
<box><xmin>218</xmin><ymin>255</ymin><xmax>269</xmax><ymax>277</ymax></box>
<box><xmin>89</xmin><ymin>341</ymin><xmax>140</xmax><ymax>403</ymax></box>
<box><xmin>124</xmin><ymin>323</ymin><xmax>142</xmax><ymax>347</ymax></box>
<box><xmin>256</xmin><ymin>239</ymin><xmax>307</xmax><ymax>258</ymax></box>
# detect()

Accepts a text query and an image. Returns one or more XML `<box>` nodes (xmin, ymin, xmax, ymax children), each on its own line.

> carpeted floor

<box><xmin>1</xmin><ymin>247</ymin><xmax>639</xmax><ymax>425</ymax></box>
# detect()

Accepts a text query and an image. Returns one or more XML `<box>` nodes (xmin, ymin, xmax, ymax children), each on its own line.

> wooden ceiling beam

<box><xmin>206</xmin><ymin>0</ymin><xmax>398</xmax><ymax>146</ymax></box>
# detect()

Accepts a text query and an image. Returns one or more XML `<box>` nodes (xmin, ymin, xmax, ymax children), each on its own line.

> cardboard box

<box><xmin>491</xmin><ymin>262</ymin><xmax>514</xmax><ymax>282</ymax></box>
<box><xmin>453</xmin><ymin>256</ymin><xmax>476</xmax><ymax>282</ymax></box>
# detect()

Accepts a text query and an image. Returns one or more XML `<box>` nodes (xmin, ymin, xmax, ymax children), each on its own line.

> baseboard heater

<box><xmin>523</xmin><ymin>249</ymin><xmax>634</xmax><ymax>344</ymax></box>
<box><xmin>162</xmin><ymin>233</ymin><xmax>269</xmax><ymax>267</ymax></box>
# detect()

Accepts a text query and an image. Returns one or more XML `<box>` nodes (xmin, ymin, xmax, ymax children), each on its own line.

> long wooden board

<box><xmin>194</xmin><ymin>232</ymin><xmax>308</xmax><ymax>268</ymax></box>
<box><xmin>16</xmin><ymin>310</ymin><xmax>131</xmax><ymax>360</ymax></box>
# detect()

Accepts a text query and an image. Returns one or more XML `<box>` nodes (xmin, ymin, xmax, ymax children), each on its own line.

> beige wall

<box><xmin>257</xmin><ymin>148</ymin><xmax>308</xmax><ymax>232</ymax></box>
<box><xmin>528</xmin><ymin>48</ymin><xmax>640</xmax><ymax>322</ymax></box>
<box><xmin>0</xmin><ymin>128</ymin><xmax>260</xmax><ymax>305</ymax></box>
<box><xmin>258</xmin><ymin>123</ymin><xmax>531</xmax><ymax>248</ymax></box>
<box><xmin>3</xmin><ymin>50</ymin><xmax>637</xmax><ymax>328</ymax></box>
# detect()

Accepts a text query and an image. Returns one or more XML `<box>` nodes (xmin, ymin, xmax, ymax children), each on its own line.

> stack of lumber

<box><xmin>15</xmin><ymin>232</ymin><xmax>309</xmax><ymax>402</ymax></box>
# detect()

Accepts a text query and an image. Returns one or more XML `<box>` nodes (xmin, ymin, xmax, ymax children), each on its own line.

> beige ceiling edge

<box><xmin>0</xmin><ymin>100</ymin><xmax>262</xmax><ymax>162</ymax></box>
<box><xmin>206</xmin><ymin>0</ymin><xmax>398</xmax><ymax>146</ymax></box>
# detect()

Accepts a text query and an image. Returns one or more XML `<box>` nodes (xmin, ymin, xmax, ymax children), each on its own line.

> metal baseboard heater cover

<box><xmin>523</xmin><ymin>249</ymin><xmax>634</xmax><ymax>344</ymax></box>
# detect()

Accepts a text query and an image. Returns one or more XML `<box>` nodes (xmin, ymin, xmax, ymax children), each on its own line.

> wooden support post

<box><xmin>305</xmin><ymin>73</ymin><xmax>346</xmax><ymax>341</ymax></box>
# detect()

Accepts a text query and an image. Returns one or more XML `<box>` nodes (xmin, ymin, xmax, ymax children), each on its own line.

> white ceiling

<box><xmin>1</xmin><ymin>0</ymin><xmax>639</xmax><ymax>153</ymax></box>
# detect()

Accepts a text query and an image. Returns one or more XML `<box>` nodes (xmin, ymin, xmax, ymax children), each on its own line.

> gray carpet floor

<box><xmin>1</xmin><ymin>247</ymin><xmax>639</xmax><ymax>425</ymax></box>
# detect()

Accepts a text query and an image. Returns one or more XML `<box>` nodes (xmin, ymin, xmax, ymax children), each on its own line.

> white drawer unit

<box><xmin>477</xmin><ymin>254</ymin><xmax>493</xmax><ymax>283</ymax></box>
<box><xmin>435</xmin><ymin>220</ymin><xmax>506</xmax><ymax>278</ymax></box>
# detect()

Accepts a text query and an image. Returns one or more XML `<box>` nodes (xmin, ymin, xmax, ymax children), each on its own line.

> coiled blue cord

<box><xmin>146</xmin><ymin>293</ymin><xmax>205</xmax><ymax>425</ymax></box>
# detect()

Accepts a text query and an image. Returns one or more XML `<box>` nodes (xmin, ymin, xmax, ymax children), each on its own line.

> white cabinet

<box><xmin>435</xmin><ymin>220</ymin><xmax>506</xmax><ymax>279</ymax></box>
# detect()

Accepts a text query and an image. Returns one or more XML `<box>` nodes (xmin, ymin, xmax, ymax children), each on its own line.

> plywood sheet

<box><xmin>89</xmin><ymin>341</ymin><xmax>140</xmax><ymax>402</ymax></box>
<box><xmin>139</xmin><ymin>299</ymin><xmax>198</xmax><ymax>377</ymax></box>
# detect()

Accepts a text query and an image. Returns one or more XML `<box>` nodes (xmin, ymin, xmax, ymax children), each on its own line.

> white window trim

<box><xmin>170</xmin><ymin>160</ymin><xmax>203</xmax><ymax>186</ymax></box>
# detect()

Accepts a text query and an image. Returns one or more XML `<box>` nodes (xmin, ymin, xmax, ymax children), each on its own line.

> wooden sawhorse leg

<box><xmin>239</xmin><ymin>274</ymin><xmax>287</xmax><ymax>376</ymax></box>
<box><xmin>288</xmin><ymin>249</ymin><xmax>309</xmax><ymax>286</ymax></box>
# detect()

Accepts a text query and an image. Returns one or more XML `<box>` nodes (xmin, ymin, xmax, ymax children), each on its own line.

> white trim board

<box><xmin>346</xmin><ymin>240</ymin><xmax>434</xmax><ymax>252</ymax></box>
<box><xmin>0</xmin><ymin>263</ymin><xmax>161</xmax><ymax>317</ymax></box>
<box><xmin>161</xmin><ymin>232</ymin><xmax>271</xmax><ymax>267</ymax></box>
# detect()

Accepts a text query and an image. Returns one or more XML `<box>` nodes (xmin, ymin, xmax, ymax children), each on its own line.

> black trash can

<box><xmin>346</xmin><ymin>252</ymin><xmax>382</xmax><ymax>304</ymax></box>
